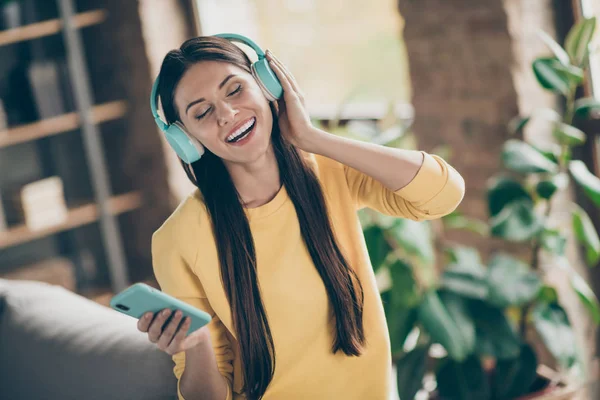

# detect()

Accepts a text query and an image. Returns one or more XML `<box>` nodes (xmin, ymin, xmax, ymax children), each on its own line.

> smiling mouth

<box><xmin>226</xmin><ymin>118</ymin><xmax>256</xmax><ymax>143</ymax></box>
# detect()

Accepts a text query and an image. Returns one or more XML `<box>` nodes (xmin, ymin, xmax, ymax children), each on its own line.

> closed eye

<box><xmin>195</xmin><ymin>109</ymin><xmax>209</xmax><ymax>120</ymax></box>
<box><xmin>228</xmin><ymin>84</ymin><xmax>242</xmax><ymax>96</ymax></box>
<box><xmin>195</xmin><ymin>84</ymin><xmax>242</xmax><ymax>121</ymax></box>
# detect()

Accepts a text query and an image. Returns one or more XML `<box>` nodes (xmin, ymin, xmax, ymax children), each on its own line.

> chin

<box><xmin>222</xmin><ymin>129</ymin><xmax>273</xmax><ymax>165</ymax></box>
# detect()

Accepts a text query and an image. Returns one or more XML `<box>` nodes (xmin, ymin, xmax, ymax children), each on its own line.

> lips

<box><xmin>224</xmin><ymin>117</ymin><xmax>256</xmax><ymax>142</ymax></box>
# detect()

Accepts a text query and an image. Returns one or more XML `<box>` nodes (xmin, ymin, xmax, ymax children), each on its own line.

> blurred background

<box><xmin>2</xmin><ymin>0</ymin><xmax>600</xmax><ymax>399</ymax></box>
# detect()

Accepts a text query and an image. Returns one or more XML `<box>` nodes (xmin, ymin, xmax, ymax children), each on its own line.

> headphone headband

<box><xmin>213</xmin><ymin>33</ymin><xmax>266</xmax><ymax>59</ymax></box>
<box><xmin>150</xmin><ymin>77</ymin><xmax>166</xmax><ymax>131</ymax></box>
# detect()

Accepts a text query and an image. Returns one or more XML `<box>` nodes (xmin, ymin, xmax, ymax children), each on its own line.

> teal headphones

<box><xmin>150</xmin><ymin>33</ymin><xmax>283</xmax><ymax>164</ymax></box>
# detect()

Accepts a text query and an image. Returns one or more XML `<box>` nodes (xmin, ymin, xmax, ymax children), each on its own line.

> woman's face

<box><xmin>173</xmin><ymin>61</ymin><xmax>274</xmax><ymax>164</ymax></box>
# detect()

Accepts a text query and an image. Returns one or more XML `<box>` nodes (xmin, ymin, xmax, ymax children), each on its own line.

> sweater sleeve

<box><xmin>152</xmin><ymin>229</ymin><xmax>234</xmax><ymax>400</ymax></box>
<box><xmin>344</xmin><ymin>152</ymin><xmax>465</xmax><ymax>221</ymax></box>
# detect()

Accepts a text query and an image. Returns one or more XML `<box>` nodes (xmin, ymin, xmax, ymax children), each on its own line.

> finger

<box><xmin>166</xmin><ymin>317</ymin><xmax>192</xmax><ymax>355</ymax></box>
<box><xmin>266</xmin><ymin>50</ymin><xmax>300</xmax><ymax>91</ymax></box>
<box><xmin>268</xmin><ymin>60</ymin><xmax>299</xmax><ymax>101</ymax></box>
<box><xmin>148</xmin><ymin>309</ymin><xmax>171</xmax><ymax>343</ymax></box>
<box><xmin>137</xmin><ymin>312</ymin><xmax>153</xmax><ymax>332</ymax></box>
<box><xmin>267</xmin><ymin>52</ymin><xmax>305</xmax><ymax>105</ymax></box>
<box><xmin>269</xmin><ymin>51</ymin><xmax>303</xmax><ymax>99</ymax></box>
<box><xmin>157</xmin><ymin>310</ymin><xmax>184</xmax><ymax>351</ymax></box>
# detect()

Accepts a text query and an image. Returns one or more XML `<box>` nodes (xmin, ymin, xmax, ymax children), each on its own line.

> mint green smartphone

<box><xmin>109</xmin><ymin>283</ymin><xmax>212</xmax><ymax>336</ymax></box>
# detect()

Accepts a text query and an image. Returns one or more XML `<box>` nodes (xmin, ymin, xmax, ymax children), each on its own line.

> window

<box><xmin>192</xmin><ymin>0</ymin><xmax>412</xmax><ymax>120</ymax></box>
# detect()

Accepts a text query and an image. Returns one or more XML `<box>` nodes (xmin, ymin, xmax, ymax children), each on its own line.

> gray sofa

<box><xmin>0</xmin><ymin>278</ymin><xmax>177</xmax><ymax>400</ymax></box>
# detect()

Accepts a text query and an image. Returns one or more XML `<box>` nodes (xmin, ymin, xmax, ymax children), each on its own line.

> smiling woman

<box><xmin>172</xmin><ymin>61</ymin><xmax>273</xmax><ymax>165</ymax></box>
<box><xmin>142</xmin><ymin>34</ymin><xmax>464</xmax><ymax>400</ymax></box>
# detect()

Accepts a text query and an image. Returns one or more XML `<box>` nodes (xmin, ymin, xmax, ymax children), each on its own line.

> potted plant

<box><xmin>356</xmin><ymin>16</ymin><xmax>600</xmax><ymax>400</ymax></box>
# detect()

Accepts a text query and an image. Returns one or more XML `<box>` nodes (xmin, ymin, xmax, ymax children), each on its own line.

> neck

<box><xmin>224</xmin><ymin>143</ymin><xmax>281</xmax><ymax>208</ymax></box>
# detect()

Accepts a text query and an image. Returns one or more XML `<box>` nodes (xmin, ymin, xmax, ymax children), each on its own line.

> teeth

<box><xmin>226</xmin><ymin>118</ymin><xmax>255</xmax><ymax>142</ymax></box>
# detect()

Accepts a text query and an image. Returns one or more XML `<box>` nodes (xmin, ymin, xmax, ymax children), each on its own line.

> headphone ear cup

<box><xmin>174</xmin><ymin>121</ymin><xmax>205</xmax><ymax>157</ymax></box>
<box><xmin>252</xmin><ymin>59</ymin><xmax>283</xmax><ymax>101</ymax></box>
<box><xmin>165</xmin><ymin>123</ymin><xmax>204</xmax><ymax>164</ymax></box>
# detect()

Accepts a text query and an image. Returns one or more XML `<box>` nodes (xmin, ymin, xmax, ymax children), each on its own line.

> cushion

<box><xmin>0</xmin><ymin>279</ymin><xmax>177</xmax><ymax>400</ymax></box>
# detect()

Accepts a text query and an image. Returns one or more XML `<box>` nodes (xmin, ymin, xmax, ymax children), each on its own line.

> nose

<box><xmin>216</xmin><ymin>101</ymin><xmax>238</xmax><ymax>127</ymax></box>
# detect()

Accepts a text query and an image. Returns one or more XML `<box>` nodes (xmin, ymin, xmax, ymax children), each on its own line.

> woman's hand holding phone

<box><xmin>137</xmin><ymin>308</ymin><xmax>210</xmax><ymax>355</ymax></box>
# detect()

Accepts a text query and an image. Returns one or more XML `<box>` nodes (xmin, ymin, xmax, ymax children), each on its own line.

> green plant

<box><xmin>360</xmin><ymin>17</ymin><xmax>600</xmax><ymax>400</ymax></box>
<box><xmin>496</xmin><ymin>14</ymin><xmax>600</xmax><ymax>359</ymax></box>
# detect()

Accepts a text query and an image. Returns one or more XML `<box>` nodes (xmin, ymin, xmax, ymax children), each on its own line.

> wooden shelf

<box><xmin>82</xmin><ymin>286</ymin><xmax>113</xmax><ymax>307</ymax></box>
<box><xmin>0</xmin><ymin>257</ymin><xmax>76</xmax><ymax>291</ymax></box>
<box><xmin>0</xmin><ymin>191</ymin><xmax>142</xmax><ymax>250</ymax></box>
<box><xmin>0</xmin><ymin>100</ymin><xmax>127</xmax><ymax>149</ymax></box>
<box><xmin>0</xmin><ymin>9</ymin><xmax>108</xmax><ymax>47</ymax></box>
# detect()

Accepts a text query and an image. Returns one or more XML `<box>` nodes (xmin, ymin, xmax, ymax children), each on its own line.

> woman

<box><xmin>137</xmin><ymin>35</ymin><xmax>464</xmax><ymax>400</ymax></box>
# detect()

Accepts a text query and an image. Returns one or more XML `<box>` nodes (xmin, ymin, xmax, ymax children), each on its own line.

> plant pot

<box><xmin>1</xmin><ymin>1</ymin><xmax>22</xmax><ymax>30</ymax></box>
<box><xmin>428</xmin><ymin>369</ymin><xmax>581</xmax><ymax>400</ymax></box>
<box><xmin>515</xmin><ymin>379</ymin><xmax>580</xmax><ymax>400</ymax></box>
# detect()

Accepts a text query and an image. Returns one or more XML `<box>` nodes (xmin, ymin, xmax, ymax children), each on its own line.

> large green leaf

<box><xmin>531</xmin><ymin>142</ymin><xmax>562</xmax><ymax>164</ymax></box>
<box><xmin>537</xmin><ymin>30</ymin><xmax>571</xmax><ymax>66</ymax></box>
<box><xmin>363</xmin><ymin>225</ymin><xmax>392</xmax><ymax>272</ymax></box>
<box><xmin>574</xmin><ymin>97</ymin><xmax>600</xmax><ymax>118</ymax></box>
<box><xmin>494</xmin><ymin>343</ymin><xmax>538</xmax><ymax>400</ymax></box>
<box><xmin>417</xmin><ymin>290</ymin><xmax>470</xmax><ymax>361</ymax></box>
<box><xmin>490</xmin><ymin>199</ymin><xmax>544</xmax><ymax>242</ymax></box>
<box><xmin>389</xmin><ymin>219</ymin><xmax>435</xmax><ymax>265</ymax></box>
<box><xmin>532</xmin><ymin>302</ymin><xmax>578</xmax><ymax>370</ymax></box>
<box><xmin>532</xmin><ymin>58</ymin><xmax>583</xmax><ymax>95</ymax></box>
<box><xmin>570</xmin><ymin>271</ymin><xmax>600</xmax><ymax>324</ymax></box>
<box><xmin>487</xmin><ymin>176</ymin><xmax>532</xmax><ymax>217</ymax></box>
<box><xmin>442</xmin><ymin>212</ymin><xmax>489</xmax><ymax>236</ymax></box>
<box><xmin>536</xmin><ymin>173</ymin><xmax>569</xmax><ymax>200</ymax></box>
<box><xmin>540</xmin><ymin>228</ymin><xmax>567</xmax><ymax>256</ymax></box>
<box><xmin>383</xmin><ymin>295</ymin><xmax>418</xmax><ymax>356</ymax></box>
<box><xmin>538</xmin><ymin>284</ymin><xmax>559</xmax><ymax>304</ymax></box>
<box><xmin>572</xmin><ymin>204</ymin><xmax>600</xmax><ymax>266</ymax></box>
<box><xmin>470</xmin><ymin>300</ymin><xmax>521</xmax><ymax>360</ymax></box>
<box><xmin>553</xmin><ymin>123</ymin><xmax>586</xmax><ymax>146</ymax></box>
<box><xmin>446</xmin><ymin>245</ymin><xmax>483</xmax><ymax>266</ymax></box>
<box><xmin>569</xmin><ymin>160</ymin><xmax>600</xmax><ymax>207</ymax></box>
<box><xmin>554</xmin><ymin>257</ymin><xmax>600</xmax><ymax>325</ymax></box>
<box><xmin>441</xmin><ymin>249</ymin><xmax>488</xmax><ymax>300</ymax></box>
<box><xmin>508</xmin><ymin>115</ymin><xmax>531</xmax><ymax>136</ymax></box>
<box><xmin>536</xmin><ymin>180</ymin><xmax>558</xmax><ymax>200</ymax></box>
<box><xmin>486</xmin><ymin>253</ymin><xmax>542</xmax><ymax>307</ymax></box>
<box><xmin>508</xmin><ymin>107</ymin><xmax>561</xmax><ymax>136</ymax></box>
<box><xmin>502</xmin><ymin>139</ymin><xmax>559</xmax><ymax>174</ymax></box>
<box><xmin>441</xmin><ymin>270</ymin><xmax>489</xmax><ymax>300</ymax></box>
<box><xmin>436</xmin><ymin>355</ymin><xmax>491</xmax><ymax>400</ymax></box>
<box><xmin>565</xmin><ymin>17</ymin><xmax>597</xmax><ymax>66</ymax></box>
<box><xmin>439</xmin><ymin>291</ymin><xmax>476</xmax><ymax>353</ymax></box>
<box><xmin>388</xmin><ymin>259</ymin><xmax>421</xmax><ymax>308</ymax></box>
<box><xmin>396</xmin><ymin>345</ymin><xmax>428</xmax><ymax>400</ymax></box>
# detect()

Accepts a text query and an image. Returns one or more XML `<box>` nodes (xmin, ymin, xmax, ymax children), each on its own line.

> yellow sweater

<box><xmin>152</xmin><ymin>152</ymin><xmax>464</xmax><ymax>400</ymax></box>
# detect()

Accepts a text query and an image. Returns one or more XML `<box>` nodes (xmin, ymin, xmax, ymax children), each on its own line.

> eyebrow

<box><xmin>185</xmin><ymin>74</ymin><xmax>237</xmax><ymax>115</ymax></box>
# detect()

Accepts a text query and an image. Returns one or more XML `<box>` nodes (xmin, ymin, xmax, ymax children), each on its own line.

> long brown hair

<box><xmin>157</xmin><ymin>36</ymin><xmax>365</xmax><ymax>399</ymax></box>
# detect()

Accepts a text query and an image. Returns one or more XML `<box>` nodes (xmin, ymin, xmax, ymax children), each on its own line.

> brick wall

<box><xmin>398</xmin><ymin>0</ymin><xmax>596</xmax><ymax>390</ymax></box>
<box><xmin>397</xmin><ymin>0</ymin><xmax>521</xmax><ymax>258</ymax></box>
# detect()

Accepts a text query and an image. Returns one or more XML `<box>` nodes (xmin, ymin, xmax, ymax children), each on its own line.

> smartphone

<box><xmin>109</xmin><ymin>282</ymin><xmax>212</xmax><ymax>336</ymax></box>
